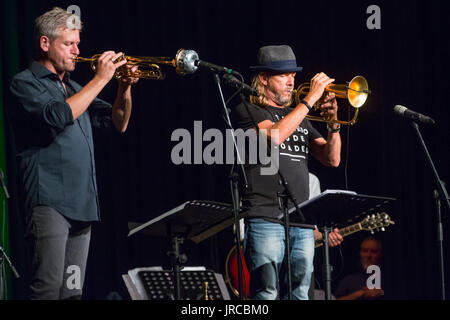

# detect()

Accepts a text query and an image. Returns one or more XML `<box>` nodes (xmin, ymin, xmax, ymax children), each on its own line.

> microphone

<box><xmin>222</xmin><ymin>74</ymin><xmax>260</xmax><ymax>97</ymax></box>
<box><xmin>174</xmin><ymin>49</ymin><xmax>242</xmax><ymax>76</ymax></box>
<box><xmin>194</xmin><ymin>60</ymin><xmax>239</xmax><ymax>75</ymax></box>
<box><xmin>394</xmin><ymin>105</ymin><xmax>435</xmax><ymax>125</ymax></box>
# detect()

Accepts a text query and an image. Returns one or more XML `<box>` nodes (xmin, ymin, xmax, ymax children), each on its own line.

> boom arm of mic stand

<box><xmin>411</xmin><ymin>122</ymin><xmax>450</xmax><ymax>212</ymax></box>
<box><xmin>212</xmin><ymin>73</ymin><xmax>247</xmax><ymax>300</ymax></box>
<box><xmin>214</xmin><ymin>74</ymin><xmax>248</xmax><ymax>189</ymax></box>
<box><xmin>0</xmin><ymin>246</ymin><xmax>20</xmax><ymax>278</ymax></box>
<box><xmin>0</xmin><ymin>168</ymin><xmax>10</xmax><ymax>199</ymax></box>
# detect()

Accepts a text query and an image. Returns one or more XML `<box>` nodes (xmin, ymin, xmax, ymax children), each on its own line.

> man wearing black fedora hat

<box><xmin>233</xmin><ymin>45</ymin><xmax>342</xmax><ymax>300</ymax></box>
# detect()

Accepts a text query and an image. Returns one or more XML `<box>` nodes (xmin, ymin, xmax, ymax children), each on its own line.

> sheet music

<box><xmin>128</xmin><ymin>201</ymin><xmax>190</xmax><ymax>237</ymax></box>
<box><xmin>126</xmin><ymin>266</ymin><xmax>208</xmax><ymax>300</ymax></box>
<box><xmin>295</xmin><ymin>189</ymin><xmax>357</xmax><ymax>211</ymax></box>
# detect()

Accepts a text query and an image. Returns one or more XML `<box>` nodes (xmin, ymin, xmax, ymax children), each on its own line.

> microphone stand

<box><xmin>1</xmin><ymin>168</ymin><xmax>16</xmax><ymax>300</ymax></box>
<box><xmin>212</xmin><ymin>72</ymin><xmax>248</xmax><ymax>300</ymax></box>
<box><xmin>0</xmin><ymin>246</ymin><xmax>20</xmax><ymax>300</ymax></box>
<box><xmin>0</xmin><ymin>169</ymin><xmax>9</xmax><ymax>200</ymax></box>
<box><xmin>0</xmin><ymin>247</ymin><xmax>19</xmax><ymax>279</ymax></box>
<box><xmin>411</xmin><ymin>121</ymin><xmax>449</xmax><ymax>300</ymax></box>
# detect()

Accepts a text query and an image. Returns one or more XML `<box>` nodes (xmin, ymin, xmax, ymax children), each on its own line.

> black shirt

<box><xmin>334</xmin><ymin>269</ymin><xmax>386</xmax><ymax>299</ymax></box>
<box><xmin>233</xmin><ymin>101</ymin><xmax>322</xmax><ymax>221</ymax></box>
<box><xmin>9</xmin><ymin>61</ymin><xmax>113</xmax><ymax>222</ymax></box>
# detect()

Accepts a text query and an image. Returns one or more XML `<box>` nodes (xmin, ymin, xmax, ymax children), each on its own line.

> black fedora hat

<box><xmin>250</xmin><ymin>45</ymin><xmax>303</xmax><ymax>73</ymax></box>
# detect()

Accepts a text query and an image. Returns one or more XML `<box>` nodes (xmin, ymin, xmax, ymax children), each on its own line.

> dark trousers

<box><xmin>26</xmin><ymin>206</ymin><xmax>91</xmax><ymax>300</ymax></box>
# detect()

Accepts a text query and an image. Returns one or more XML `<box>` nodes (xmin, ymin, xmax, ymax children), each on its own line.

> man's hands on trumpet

<box><xmin>92</xmin><ymin>51</ymin><xmax>138</xmax><ymax>133</ymax></box>
<box><xmin>94</xmin><ymin>51</ymin><xmax>139</xmax><ymax>87</ymax></box>
<box><xmin>95</xmin><ymin>51</ymin><xmax>127</xmax><ymax>83</ymax></box>
<box><xmin>304</xmin><ymin>72</ymin><xmax>334</xmax><ymax>106</ymax></box>
<box><xmin>304</xmin><ymin>72</ymin><xmax>339</xmax><ymax>123</ymax></box>
<box><xmin>118</xmin><ymin>64</ymin><xmax>140</xmax><ymax>88</ymax></box>
<box><xmin>320</xmin><ymin>93</ymin><xmax>338</xmax><ymax>121</ymax></box>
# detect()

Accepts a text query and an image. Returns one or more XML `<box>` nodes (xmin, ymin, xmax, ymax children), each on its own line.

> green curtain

<box><xmin>1</xmin><ymin>0</ymin><xmax>21</xmax><ymax>300</ymax></box>
<box><xmin>0</xmin><ymin>30</ymin><xmax>12</xmax><ymax>301</ymax></box>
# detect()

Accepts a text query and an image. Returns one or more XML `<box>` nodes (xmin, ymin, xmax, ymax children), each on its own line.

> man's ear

<box><xmin>258</xmin><ymin>73</ymin><xmax>268</xmax><ymax>86</ymax></box>
<box><xmin>40</xmin><ymin>36</ymin><xmax>50</xmax><ymax>52</ymax></box>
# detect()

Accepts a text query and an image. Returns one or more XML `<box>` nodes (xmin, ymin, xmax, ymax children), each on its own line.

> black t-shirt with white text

<box><xmin>232</xmin><ymin>101</ymin><xmax>322</xmax><ymax>221</ymax></box>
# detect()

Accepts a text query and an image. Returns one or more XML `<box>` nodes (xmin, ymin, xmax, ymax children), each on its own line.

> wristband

<box><xmin>299</xmin><ymin>99</ymin><xmax>312</xmax><ymax>111</ymax></box>
<box><xmin>327</xmin><ymin>123</ymin><xmax>341</xmax><ymax>133</ymax></box>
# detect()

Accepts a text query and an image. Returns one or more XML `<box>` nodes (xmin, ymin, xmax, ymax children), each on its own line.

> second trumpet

<box><xmin>73</xmin><ymin>48</ymin><xmax>200</xmax><ymax>80</ymax></box>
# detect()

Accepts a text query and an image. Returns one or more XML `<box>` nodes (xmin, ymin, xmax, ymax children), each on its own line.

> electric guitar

<box><xmin>224</xmin><ymin>212</ymin><xmax>394</xmax><ymax>298</ymax></box>
<box><xmin>315</xmin><ymin>212</ymin><xmax>394</xmax><ymax>248</ymax></box>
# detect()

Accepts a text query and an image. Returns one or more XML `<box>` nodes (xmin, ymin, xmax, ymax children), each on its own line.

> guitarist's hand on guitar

<box><xmin>314</xmin><ymin>228</ymin><xmax>343</xmax><ymax>247</ymax></box>
<box><xmin>328</xmin><ymin>228</ymin><xmax>343</xmax><ymax>247</ymax></box>
<box><xmin>313</xmin><ymin>212</ymin><xmax>394</xmax><ymax>249</ymax></box>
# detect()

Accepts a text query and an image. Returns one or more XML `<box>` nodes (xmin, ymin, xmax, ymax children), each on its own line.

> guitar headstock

<box><xmin>360</xmin><ymin>212</ymin><xmax>394</xmax><ymax>234</ymax></box>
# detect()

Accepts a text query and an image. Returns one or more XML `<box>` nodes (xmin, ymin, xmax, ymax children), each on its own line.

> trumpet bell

<box><xmin>347</xmin><ymin>76</ymin><xmax>369</xmax><ymax>108</ymax></box>
<box><xmin>294</xmin><ymin>75</ymin><xmax>370</xmax><ymax>125</ymax></box>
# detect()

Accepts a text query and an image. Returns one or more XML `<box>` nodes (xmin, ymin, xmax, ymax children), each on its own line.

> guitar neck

<box><xmin>315</xmin><ymin>222</ymin><xmax>363</xmax><ymax>248</ymax></box>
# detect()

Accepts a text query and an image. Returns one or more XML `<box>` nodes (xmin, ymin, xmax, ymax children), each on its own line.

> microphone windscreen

<box><xmin>394</xmin><ymin>105</ymin><xmax>407</xmax><ymax>115</ymax></box>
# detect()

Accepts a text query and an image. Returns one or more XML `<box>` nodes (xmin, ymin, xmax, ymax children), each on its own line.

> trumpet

<box><xmin>72</xmin><ymin>48</ymin><xmax>200</xmax><ymax>80</ymax></box>
<box><xmin>294</xmin><ymin>75</ymin><xmax>370</xmax><ymax>125</ymax></box>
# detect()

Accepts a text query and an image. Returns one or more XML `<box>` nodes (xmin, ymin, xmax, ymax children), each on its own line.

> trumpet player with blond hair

<box><xmin>233</xmin><ymin>45</ymin><xmax>343</xmax><ymax>300</ymax></box>
<box><xmin>8</xmin><ymin>7</ymin><xmax>139</xmax><ymax>299</ymax></box>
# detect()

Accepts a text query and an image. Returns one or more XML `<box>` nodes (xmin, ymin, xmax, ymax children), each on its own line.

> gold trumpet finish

<box><xmin>73</xmin><ymin>49</ymin><xmax>190</xmax><ymax>80</ymax></box>
<box><xmin>294</xmin><ymin>75</ymin><xmax>370</xmax><ymax>125</ymax></box>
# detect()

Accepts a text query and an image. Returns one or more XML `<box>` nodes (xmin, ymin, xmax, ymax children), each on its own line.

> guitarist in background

<box><xmin>334</xmin><ymin>236</ymin><xmax>385</xmax><ymax>300</ymax></box>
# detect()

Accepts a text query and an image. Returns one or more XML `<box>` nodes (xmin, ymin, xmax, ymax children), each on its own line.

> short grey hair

<box><xmin>34</xmin><ymin>7</ymin><xmax>83</xmax><ymax>56</ymax></box>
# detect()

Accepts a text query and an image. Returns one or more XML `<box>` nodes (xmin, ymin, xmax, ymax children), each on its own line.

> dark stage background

<box><xmin>1</xmin><ymin>0</ymin><xmax>449</xmax><ymax>300</ymax></box>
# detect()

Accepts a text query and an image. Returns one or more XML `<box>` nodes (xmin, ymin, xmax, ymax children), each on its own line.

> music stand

<box><xmin>285</xmin><ymin>189</ymin><xmax>396</xmax><ymax>300</ymax></box>
<box><xmin>128</xmin><ymin>200</ymin><xmax>248</xmax><ymax>300</ymax></box>
<box><xmin>122</xmin><ymin>266</ymin><xmax>230</xmax><ymax>300</ymax></box>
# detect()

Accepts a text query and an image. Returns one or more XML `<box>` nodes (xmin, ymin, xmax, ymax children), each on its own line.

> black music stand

<box><xmin>128</xmin><ymin>200</ymin><xmax>248</xmax><ymax>300</ymax></box>
<box><xmin>123</xmin><ymin>266</ymin><xmax>230</xmax><ymax>300</ymax></box>
<box><xmin>285</xmin><ymin>189</ymin><xmax>396</xmax><ymax>300</ymax></box>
